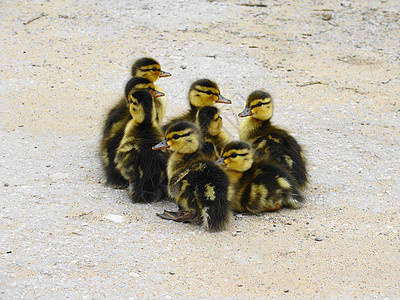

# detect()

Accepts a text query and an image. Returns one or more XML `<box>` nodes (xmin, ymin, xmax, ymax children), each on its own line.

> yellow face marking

<box><xmin>208</xmin><ymin>112</ymin><xmax>222</xmax><ymax>136</ymax></box>
<box><xmin>126</xmin><ymin>83</ymin><xmax>157</xmax><ymax>106</ymax></box>
<box><xmin>165</xmin><ymin>129</ymin><xmax>199</xmax><ymax>153</ymax></box>
<box><xmin>128</xmin><ymin>96</ymin><xmax>145</xmax><ymax>123</ymax></box>
<box><xmin>136</xmin><ymin>64</ymin><xmax>162</xmax><ymax>82</ymax></box>
<box><xmin>195</xmin><ymin>85</ymin><xmax>220</xmax><ymax>95</ymax></box>
<box><xmin>221</xmin><ymin>149</ymin><xmax>253</xmax><ymax>172</ymax></box>
<box><xmin>165</xmin><ymin>129</ymin><xmax>192</xmax><ymax>141</ymax></box>
<box><xmin>249</xmin><ymin>97</ymin><xmax>273</xmax><ymax>121</ymax></box>
<box><xmin>190</xmin><ymin>85</ymin><xmax>221</xmax><ymax>107</ymax></box>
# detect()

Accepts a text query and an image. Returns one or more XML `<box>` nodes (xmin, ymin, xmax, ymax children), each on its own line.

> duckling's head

<box><xmin>131</xmin><ymin>57</ymin><xmax>171</xmax><ymax>82</ymax></box>
<box><xmin>188</xmin><ymin>79</ymin><xmax>231</xmax><ymax>108</ymax></box>
<box><xmin>196</xmin><ymin>106</ymin><xmax>223</xmax><ymax>136</ymax></box>
<box><xmin>127</xmin><ymin>90</ymin><xmax>156</xmax><ymax>125</ymax></box>
<box><xmin>125</xmin><ymin>77</ymin><xmax>164</xmax><ymax>106</ymax></box>
<box><xmin>216</xmin><ymin>141</ymin><xmax>254</xmax><ymax>172</ymax></box>
<box><xmin>152</xmin><ymin>121</ymin><xmax>201</xmax><ymax>154</ymax></box>
<box><xmin>238</xmin><ymin>90</ymin><xmax>273</xmax><ymax>121</ymax></box>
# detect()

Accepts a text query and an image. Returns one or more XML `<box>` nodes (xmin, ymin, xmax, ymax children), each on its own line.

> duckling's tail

<box><xmin>197</xmin><ymin>169</ymin><xmax>230</xmax><ymax>232</ymax></box>
<box><xmin>201</xmin><ymin>197</ymin><xmax>230</xmax><ymax>232</ymax></box>
<box><xmin>286</xmin><ymin>183</ymin><xmax>305</xmax><ymax>209</ymax></box>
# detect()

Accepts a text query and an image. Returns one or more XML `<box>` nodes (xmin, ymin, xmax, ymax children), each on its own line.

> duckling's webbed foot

<box><xmin>157</xmin><ymin>209</ymin><xmax>197</xmax><ymax>222</ymax></box>
<box><xmin>265</xmin><ymin>202</ymin><xmax>283</xmax><ymax>212</ymax></box>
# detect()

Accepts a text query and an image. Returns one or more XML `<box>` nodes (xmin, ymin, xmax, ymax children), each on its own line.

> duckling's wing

<box><xmin>103</xmin><ymin>99</ymin><xmax>130</xmax><ymax>136</ymax></box>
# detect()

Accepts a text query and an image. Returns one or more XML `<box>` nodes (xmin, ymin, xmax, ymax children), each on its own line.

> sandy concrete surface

<box><xmin>1</xmin><ymin>0</ymin><xmax>400</xmax><ymax>298</ymax></box>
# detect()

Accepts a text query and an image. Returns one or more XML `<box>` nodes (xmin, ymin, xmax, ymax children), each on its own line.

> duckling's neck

<box><xmin>125</xmin><ymin>118</ymin><xmax>160</xmax><ymax>136</ymax></box>
<box><xmin>239</xmin><ymin>117</ymin><xmax>271</xmax><ymax>140</ymax></box>
<box><xmin>224</xmin><ymin>169</ymin><xmax>244</xmax><ymax>185</ymax></box>
<box><xmin>216</xmin><ymin>130</ymin><xmax>230</xmax><ymax>144</ymax></box>
<box><xmin>167</xmin><ymin>150</ymin><xmax>203</xmax><ymax>178</ymax></box>
<box><xmin>188</xmin><ymin>104</ymin><xmax>200</xmax><ymax>119</ymax></box>
<box><xmin>124</xmin><ymin>118</ymin><xmax>137</xmax><ymax>134</ymax></box>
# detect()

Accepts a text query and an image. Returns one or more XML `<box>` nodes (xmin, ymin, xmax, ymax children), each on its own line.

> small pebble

<box><xmin>104</xmin><ymin>214</ymin><xmax>126</xmax><ymax>223</ymax></box>
<box><xmin>4</xmin><ymin>183</ymin><xmax>9</xmax><ymax>187</ymax></box>
<box><xmin>322</xmin><ymin>13</ymin><xmax>332</xmax><ymax>21</ymax></box>
<box><xmin>315</xmin><ymin>237</ymin><xmax>323</xmax><ymax>241</ymax></box>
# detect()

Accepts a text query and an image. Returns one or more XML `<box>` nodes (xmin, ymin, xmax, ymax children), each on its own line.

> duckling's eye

<box><xmin>252</xmin><ymin>103</ymin><xmax>263</xmax><ymax>108</ymax></box>
<box><xmin>205</xmin><ymin>91</ymin><xmax>213</xmax><ymax>95</ymax></box>
<box><xmin>142</xmin><ymin>67</ymin><xmax>160</xmax><ymax>72</ymax></box>
<box><xmin>145</xmin><ymin>87</ymin><xmax>155</xmax><ymax>92</ymax></box>
<box><xmin>228</xmin><ymin>152</ymin><xmax>248</xmax><ymax>159</ymax></box>
<box><xmin>170</xmin><ymin>132</ymin><xmax>191</xmax><ymax>140</ymax></box>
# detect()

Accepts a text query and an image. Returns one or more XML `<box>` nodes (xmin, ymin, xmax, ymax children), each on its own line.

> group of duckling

<box><xmin>100</xmin><ymin>57</ymin><xmax>308</xmax><ymax>232</ymax></box>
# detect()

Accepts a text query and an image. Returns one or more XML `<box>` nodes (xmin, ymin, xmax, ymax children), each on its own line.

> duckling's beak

<box><xmin>159</xmin><ymin>70</ymin><xmax>172</xmax><ymax>77</ymax></box>
<box><xmin>152</xmin><ymin>139</ymin><xmax>169</xmax><ymax>150</ymax></box>
<box><xmin>215</xmin><ymin>157</ymin><xmax>226</xmax><ymax>166</ymax></box>
<box><xmin>154</xmin><ymin>90</ymin><xmax>165</xmax><ymax>97</ymax></box>
<box><xmin>238</xmin><ymin>107</ymin><xmax>253</xmax><ymax>117</ymax></box>
<box><xmin>216</xmin><ymin>94</ymin><xmax>232</xmax><ymax>104</ymax></box>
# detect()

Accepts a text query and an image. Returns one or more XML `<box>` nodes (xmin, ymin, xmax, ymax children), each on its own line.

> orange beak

<box><xmin>152</xmin><ymin>139</ymin><xmax>169</xmax><ymax>150</ymax></box>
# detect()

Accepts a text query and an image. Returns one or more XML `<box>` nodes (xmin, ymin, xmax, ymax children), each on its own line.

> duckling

<box><xmin>196</xmin><ymin>106</ymin><xmax>230</xmax><ymax>160</ymax></box>
<box><xmin>238</xmin><ymin>90</ymin><xmax>308</xmax><ymax>189</ymax></box>
<box><xmin>161</xmin><ymin>79</ymin><xmax>231</xmax><ymax>132</ymax></box>
<box><xmin>131</xmin><ymin>57</ymin><xmax>171</xmax><ymax>123</ymax></box>
<box><xmin>152</xmin><ymin>121</ymin><xmax>230</xmax><ymax>231</ymax></box>
<box><xmin>104</xmin><ymin>57</ymin><xmax>170</xmax><ymax>136</ymax></box>
<box><xmin>102</xmin><ymin>77</ymin><xmax>164</xmax><ymax>137</ymax></box>
<box><xmin>131</xmin><ymin>57</ymin><xmax>171</xmax><ymax>82</ymax></box>
<box><xmin>216</xmin><ymin>141</ymin><xmax>304</xmax><ymax>213</ymax></box>
<box><xmin>100</xmin><ymin>77</ymin><xmax>163</xmax><ymax>188</ymax></box>
<box><xmin>114</xmin><ymin>90</ymin><xmax>168</xmax><ymax>202</ymax></box>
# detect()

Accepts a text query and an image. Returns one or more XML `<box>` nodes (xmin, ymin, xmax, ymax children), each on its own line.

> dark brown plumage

<box><xmin>217</xmin><ymin>141</ymin><xmax>304</xmax><ymax>213</ymax></box>
<box><xmin>153</xmin><ymin>121</ymin><xmax>230</xmax><ymax>231</ymax></box>
<box><xmin>196</xmin><ymin>106</ymin><xmax>230</xmax><ymax>160</ymax></box>
<box><xmin>114</xmin><ymin>90</ymin><xmax>168</xmax><ymax>202</ymax></box>
<box><xmin>100</xmin><ymin>77</ymin><xmax>161</xmax><ymax>188</ymax></box>
<box><xmin>239</xmin><ymin>90</ymin><xmax>308</xmax><ymax>190</ymax></box>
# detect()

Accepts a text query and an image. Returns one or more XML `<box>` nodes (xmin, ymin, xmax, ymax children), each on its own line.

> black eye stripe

<box><xmin>251</xmin><ymin>101</ymin><xmax>271</xmax><ymax>108</ymax></box>
<box><xmin>225</xmin><ymin>152</ymin><xmax>248</xmax><ymax>159</ymax></box>
<box><xmin>141</xmin><ymin>68</ymin><xmax>160</xmax><ymax>72</ymax></box>
<box><xmin>194</xmin><ymin>88</ymin><xmax>217</xmax><ymax>96</ymax></box>
<box><xmin>168</xmin><ymin>132</ymin><xmax>191</xmax><ymax>141</ymax></box>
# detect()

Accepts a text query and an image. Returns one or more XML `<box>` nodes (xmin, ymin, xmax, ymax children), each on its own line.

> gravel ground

<box><xmin>1</xmin><ymin>0</ymin><xmax>400</xmax><ymax>298</ymax></box>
